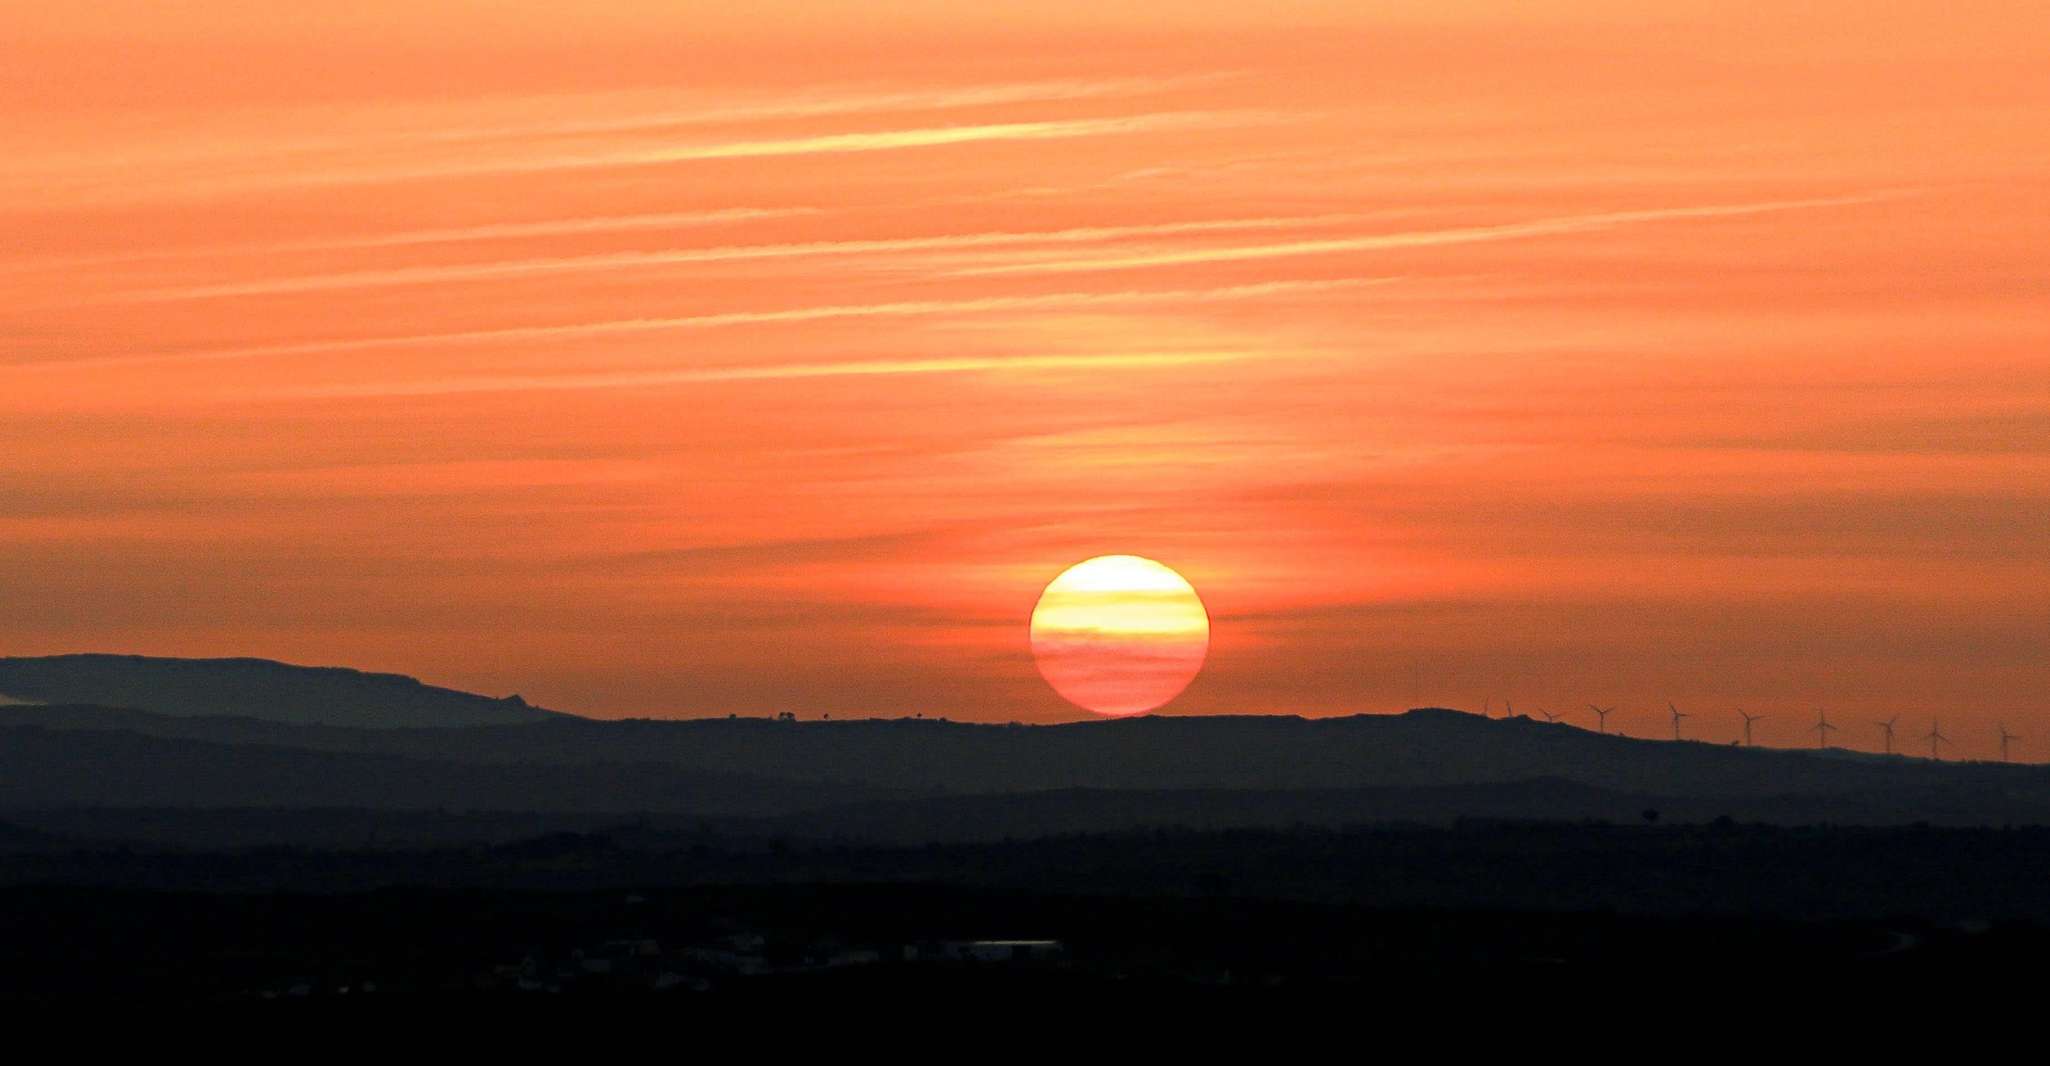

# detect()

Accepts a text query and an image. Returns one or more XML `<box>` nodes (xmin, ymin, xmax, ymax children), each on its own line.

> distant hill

<box><xmin>14</xmin><ymin>703</ymin><xmax>2027</xmax><ymax>801</ymax></box>
<box><xmin>8</xmin><ymin>699</ymin><xmax>2050</xmax><ymax>834</ymax></box>
<box><xmin>0</xmin><ymin>655</ymin><xmax>566</xmax><ymax>728</ymax></box>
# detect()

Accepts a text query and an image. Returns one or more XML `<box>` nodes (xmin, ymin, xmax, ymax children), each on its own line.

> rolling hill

<box><xmin>8</xmin><ymin>654</ymin><xmax>2050</xmax><ymax>841</ymax></box>
<box><xmin>0</xmin><ymin>655</ymin><xmax>564</xmax><ymax>728</ymax></box>
<box><xmin>7</xmin><ymin>708</ymin><xmax>2050</xmax><ymax>839</ymax></box>
<box><xmin>8</xmin><ymin>699</ymin><xmax>2037</xmax><ymax>798</ymax></box>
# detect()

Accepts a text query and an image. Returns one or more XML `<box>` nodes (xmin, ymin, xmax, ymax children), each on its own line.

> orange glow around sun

<box><xmin>1030</xmin><ymin>555</ymin><xmax>1210</xmax><ymax>717</ymax></box>
<box><xmin>2</xmin><ymin>3</ymin><xmax>2048</xmax><ymax>747</ymax></box>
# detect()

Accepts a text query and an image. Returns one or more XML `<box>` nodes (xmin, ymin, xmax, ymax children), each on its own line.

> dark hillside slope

<box><xmin>13</xmin><ymin>704</ymin><xmax>2035</xmax><ymax>801</ymax></box>
<box><xmin>9</xmin><ymin>705</ymin><xmax>2050</xmax><ymax>828</ymax></box>
<box><xmin>0</xmin><ymin>655</ymin><xmax>564</xmax><ymax>728</ymax></box>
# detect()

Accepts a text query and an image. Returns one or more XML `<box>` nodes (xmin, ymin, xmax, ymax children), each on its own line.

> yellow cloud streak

<box><xmin>1031</xmin><ymin>556</ymin><xmax>1210</xmax><ymax>639</ymax></box>
<box><xmin>945</xmin><ymin>193</ymin><xmax>1913</xmax><ymax>276</ymax></box>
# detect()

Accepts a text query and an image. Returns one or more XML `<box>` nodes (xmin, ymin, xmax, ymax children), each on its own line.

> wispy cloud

<box><xmin>274</xmin><ymin>350</ymin><xmax>1268</xmax><ymax>400</ymax></box>
<box><xmin>943</xmin><ymin>193</ymin><xmax>1912</xmax><ymax>276</ymax></box>
<box><xmin>119</xmin><ymin>213</ymin><xmax>1370</xmax><ymax>301</ymax></box>
<box><xmin>24</xmin><ymin>208</ymin><xmax>821</xmax><ymax>268</ymax></box>
<box><xmin>356</xmin><ymin>110</ymin><xmax>1262</xmax><ymax>188</ymax></box>
<box><xmin>31</xmin><ymin>276</ymin><xmax>1396</xmax><ymax>370</ymax></box>
<box><xmin>3</xmin><ymin>74</ymin><xmax>1230</xmax><ymax>194</ymax></box>
<box><xmin>18</xmin><ymin>109</ymin><xmax>1263</xmax><ymax>203</ymax></box>
<box><xmin>405</xmin><ymin>75</ymin><xmax>1235</xmax><ymax>145</ymax></box>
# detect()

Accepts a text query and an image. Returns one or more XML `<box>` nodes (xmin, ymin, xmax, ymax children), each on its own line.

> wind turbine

<box><xmin>1925</xmin><ymin>719</ymin><xmax>1949</xmax><ymax>760</ymax></box>
<box><xmin>1588</xmin><ymin>704</ymin><xmax>1614</xmax><ymax>734</ymax></box>
<box><xmin>1505</xmin><ymin>700</ymin><xmax>1515</xmax><ymax>719</ymax></box>
<box><xmin>1875</xmin><ymin>716</ymin><xmax>1899</xmax><ymax>755</ymax></box>
<box><xmin>1736</xmin><ymin>708</ymin><xmax>1766</xmax><ymax>747</ymax></box>
<box><xmin>1998</xmin><ymin>723</ymin><xmax>2020</xmax><ymax>764</ymax></box>
<box><xmin>1668</xmin><ymin>702</ymin><xmax>1690</xmax><ymax>741</ymax></box>
<box><xmin>1811</xmin><ymin>709</ymin><xmax>1838</xmax><ymax>750</ymax></box>
<box><xmin>1538</xmin><ymin>707</ymin><xmax>1561</xmax><ymax>724</ymax></box>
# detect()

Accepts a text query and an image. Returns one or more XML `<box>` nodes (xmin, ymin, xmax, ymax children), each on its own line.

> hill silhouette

<box><xmin>7</xmin><ymin>701</ymin><xmax>2033</xmax><ymax>795</ymax></box>
<box><xmin>0</xmin><ymin>655</ymin><xmax>563</xmax><ymax>728</ymax></box>
<box><xmin>9</xmin><ymin>694</ymin><xmax>2050</xmax><ymax>838</ymax></box>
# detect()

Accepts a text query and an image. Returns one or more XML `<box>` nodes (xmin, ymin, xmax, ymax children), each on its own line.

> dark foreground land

<box><xmin>8</xmin><ymin>819</ymin><xmax>2050</xmax><ymax>1004</ymax></box>
<box><xmin>9</xmin><ymin>661</ymin><xmax>2050</xmax><ymax>1008</ymax></box>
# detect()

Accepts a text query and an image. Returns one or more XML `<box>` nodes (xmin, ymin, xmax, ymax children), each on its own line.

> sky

<box><xmin>3</xmin><ymin>3</ymin><xmax>2046</xmax><ymax>753</ymax></box>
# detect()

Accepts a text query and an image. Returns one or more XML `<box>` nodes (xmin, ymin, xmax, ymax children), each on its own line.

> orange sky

<box><xmin>3</xmin><ymin>3</ymin><xmax>2046</xmax><ymax>754</ymax></box>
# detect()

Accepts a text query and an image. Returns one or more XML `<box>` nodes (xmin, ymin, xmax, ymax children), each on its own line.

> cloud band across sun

<box><xmin>1030</xmin><ymin>556</ymin><xmax>1210</xmax><ymax>716</ymax></box>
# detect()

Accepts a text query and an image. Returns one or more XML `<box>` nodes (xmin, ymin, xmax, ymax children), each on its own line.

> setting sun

<box><xmin>1029</xmin><ymin>555</ymin><xmax>1210</xmax><ymax>717</ymax></box>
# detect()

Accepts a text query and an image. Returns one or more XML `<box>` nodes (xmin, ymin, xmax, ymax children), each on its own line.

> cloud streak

<box><xmin>20</xmin><ymin>110</ymin><xmax>1261</xmax><ymax>202</ymax></box>
<box><xmin>272</xmin><ymin>350</ymin><xmax>1266</xmax><ymax>400</ymax></box>
<box><xmin>943</xmin><ymin>193</ymin><xmax>1912</xmax><ymax>276</ymax></box>
<box><xmin>28</xmin><ymin>276</ymin><xmax>1396</xmax><ymax>370</ymax></box>
<box><xmin>117</xmin><ymin>213</ymin><xmax>1372</xmax><ymax>301</ymax></box>
<box><xmin>403</xmin><ymin>75</ymin><xmax>1233</xmax><ymax>145</ymax></box>
<box><xmin>23</xmin><ymin>208</ymin><xmax>821</xmax><ymax>268</ymax></box>
<box><xmin>3</xmin><ymin>74</ymin><xmax>1231</xmax><ymax>200</ymax></box>
<box><xmin>104</xmin><ymin>194</ymin><xmax>1901</xmax><ymax>305</ymax></box>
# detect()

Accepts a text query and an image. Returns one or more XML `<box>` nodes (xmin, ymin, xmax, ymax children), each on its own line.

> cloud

<box><xmin>31</xmin><ymin>275</ymin><xmax>1393</xmax><ymax>370</ymax></box>
<box><xmin>26</xmin><ymin>208</ymin><xmax>821</xmax><ymax>268</ymax></box>
<box><xmin>267</xmin><ymin>351</ymin><xmax>1268</xmax><ymax>400</ymax></box>
<box><xmin>16</xmin><ymin>108</ymin><xmax>1263</xmax><ymax>203</ymax></box>
<box><xmin>402</xmin><ymin>75</ymin><xmax>1233</xmax><ymax>145</ymax></box>
<box><xmin>942</xmin><ymin>193</ymin><xmax>1912</xmax><ymax>276</ymax></box>
<box><xmin>3</xmin><ymin>73</ymin><xmax>1232</xmax><ymax>199</ymax></box>
<box><xmin>115</xmin><ymin>212</ymin><xmax>1372</xmax><ymax>301</ymax></box>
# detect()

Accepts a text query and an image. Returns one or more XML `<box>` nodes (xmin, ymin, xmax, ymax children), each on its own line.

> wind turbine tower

<box><xmin>1998</xmin><ymin>723</ymin><xmax>2020</xmax><ymax>764</ymax></box>
<box><xmin>1668</xmin><ymin>702</ymin><xmax>1690</xmax><ymax>741</ymax></box>
<box><xmin>1588</xmin><ymin>704</ymin><xmax>1614</xmax><ymax>735</ymax></box>
<box><xmin>1926</xmin><ymin>719</ymin><xmax>1949</xmax><ymax>760</ymax></box>
<box><xmin>1538</xmin><ymin>707</ymin><xmax>1561</xmax><ymax>723</ymax></box>
<box><xmin>1736</xmin><ymin>708</ymin><xmax>1766</xmax><ymax>747</ymax></box>
<box><xmin>1811</xmin><ymin>709</ymin><xmax>1838</xmax><ymax>750</ymax></box>
<box><xmin>1875</xmin><ymin>716</ymin><xmax>1899</xmax><ymax>755</ymax></box>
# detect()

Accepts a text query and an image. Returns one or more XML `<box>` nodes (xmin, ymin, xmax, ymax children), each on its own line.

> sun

<box><xmin>1029</xmin><ymin>555</ymin><xmax>1210</xmax><ymax>717</ymax></box>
